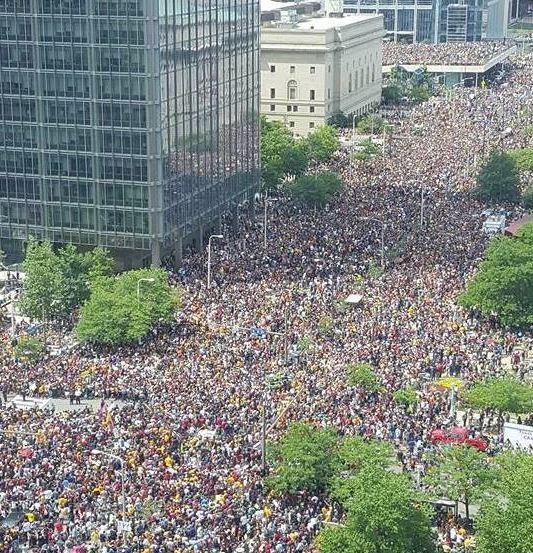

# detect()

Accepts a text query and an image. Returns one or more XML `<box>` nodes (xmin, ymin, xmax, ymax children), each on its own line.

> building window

<box><xmin>270</xmin><ymin>88</ymin><xmax>276</xmax><ymax>99</ymax></box>
<box><xmin>327</xmin><ymin>88</ymin><xmax>331</xmax><ymax>100</ymax></box>
<box><xmin>349</xmin><ymin>74</ymin><xmax>352</xmax><ymax>93</ymax></box>
<box><xmin>310</xmin><ymin>90</ymin><xmax>315</xmax><ymax>100</ymax></box>
<box><xmin>310</xmin><ymin>66</ymin><xmax>315</xmax><ymax>74</ymax></box>
<box><xmin>287</xmin><ymin>105</ymin><xmax>292</xmax><ymax>112</ymax></box>
<box><xmin>287</xmin><ymin>80</ymin><xmax>298</xmax><ymax>100</ymax></box>
<box><xmin>293</xmin><ymin>105</ymin><xmax>298</xmax><ymax>112</ymax></box>
<box><xmin>270</xmin><ymin>104</ymin><xmax>275</xmax><ymax>111</ymax></box>
<box><xmin>270</xmin><ymin>65</ymin><xmax>276</xmax><ymax>72</ymax></box>
<box><xmin>290</xmin><ymin>66</ymin><xmax>295</xmax><ymax>74</ymax></box>
<box><xmin>310</xmin><ymin>106</ymin><xmax>315</xmax><ymax>113</ymax></box>
<box><xmin>289</xmin><ymin>121</ymin><xmax>295</xmax><ymax>128</ymax></box>
<box><xmin>309</xmin><ymin>122</ymin><xmax>315</xmax><ymax>129</ymax></box>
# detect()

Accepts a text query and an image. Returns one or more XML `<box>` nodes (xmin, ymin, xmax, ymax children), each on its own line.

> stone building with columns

<box><xmin>261</xmin><ymin>8</ymin><xmax>384</xmax><ymax>137</ymax></box>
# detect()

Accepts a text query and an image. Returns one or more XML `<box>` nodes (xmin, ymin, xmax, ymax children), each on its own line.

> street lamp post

<box><xmin>263</xmin><ymin>193</ymin><xmax>280</xmax><ymax>248</ymax></box>
<box><xmin>226</xmin><ymin>322</ymin><xmax>286</xmax><ymax>474</ymax></box>
<box><xmin>359</xmin><ymin>217</ymin><xmax>386</xmax><ymax>269</ymax></box>
<box><xmin>136</xmin><ymin>277</ymin><xmax>155</xmax><ymax>302</ymax></box>
<box><xmin>420</xmin><ymin>184</ymin><xmax>426</xmax><ymax>229</ymax></box>
<box><xmin>207</xmin><ymin>234</ymin><xmax>223</xmax><ymax>288</ymax></box>
<box><xmin>92</xmin><ymin>449</ymin><xmax>127</xmax><ymax>545</ymax></box>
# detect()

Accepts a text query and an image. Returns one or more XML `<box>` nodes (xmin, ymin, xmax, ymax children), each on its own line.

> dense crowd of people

<box><xmin>382</xmin><ymin>40</ymin><xmax>514</xmax><ymax>66</ymax></box>
<box><xmin>0</xmin><ymin>54</ymin><xmax>532</xmax><ymax>552</ymax></box>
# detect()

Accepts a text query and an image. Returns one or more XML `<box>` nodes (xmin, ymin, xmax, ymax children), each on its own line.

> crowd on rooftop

<box><xmin>382</xmin><ymin>40</ymin><xmax>513</xmax><ymax>66</ymax></box>
<box><xmin>0</xmin><ymin>54</ymin><xmax>532</xmax><ymax>553</ymax></box>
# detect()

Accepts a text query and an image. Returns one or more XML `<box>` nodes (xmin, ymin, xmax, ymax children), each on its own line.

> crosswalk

<box><xmin>6</xmin><ymin>395</ymin><xmax>50</xmax><ymax>411</ymax></box>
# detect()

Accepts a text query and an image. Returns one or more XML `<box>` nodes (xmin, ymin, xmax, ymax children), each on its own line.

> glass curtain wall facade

<box><xmin>343</xmin><ymin>0</ymin><xmax>501</xmax><ymax>42</ymax></box>
<box><xmin>0</xmin><ymin>0</ymin><xmax>259</xmax><ymax>265</ymax></box>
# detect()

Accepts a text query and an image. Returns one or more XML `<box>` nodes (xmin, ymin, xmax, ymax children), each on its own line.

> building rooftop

<box><xmin>260</xmin><ymin>0</ymin><xmax>300</xmax><ymax>11</ymax></box>
<box><xmin>263</xmin><ymin>13</ymin><xmax>380</xmax><ymax>32</ymax></box>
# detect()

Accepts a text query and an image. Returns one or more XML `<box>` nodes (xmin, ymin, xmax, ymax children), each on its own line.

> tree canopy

<box><xmin>475</xmin><ymin>452</ymin><xmax>533</xmax><ymax>553</ymax></box>
<box><xmin>287</xmin><ymin>171</ymin><xmax>342</xmax><ymax>208</ymax></box>
<box><xmin>464</xmin><ymin>376</ymin><xmax>533</xmax><ymax>416</ymax></box>
<box><xmin>304</xmin><ymin>125</ymin><xmax>340</xmax><ymax>163</ymax></box>
<box><xmin>318</xmin><ymin>466</ymin><xmax>434</xmax><ymax>553</ymax></box>
<box><xmin>351</xmin><ymin>138</ymin><xmax>382</xmax><ymax>162</ymax></box>
<box><xmin>261</xmin><ymin>117</ymin><xmax>340</xmax><ymax>191</ymax></box>
<box><xmin>424</xmin><ymin>445</ymin><xmax>496</xmax><ymax>519</ymax></box>
<box><xmin>13</xmin><ymin>335</ymin><xmax>44</xmax><ymax>364</ymax></box>
<box><xmin>475</xmin><ymin>151</ymin><xmax>521</xmax><ymax>204</ymax></box>
<box><xmin>267</xmin><ymin>425</ymin><xmax>396</xmax><ymax>497</ymax></box>
<box><xmin>75</xmin><ymin>268</ymin><xmax>180</xmax><ymax>345</ymax></box>
<box><xmin>382</xmin><ymin>84</ymin><xmax>402</xmax><ymax>105</ymax></box>
<box><xmin>393</xmin><ymin>387</ymin><xmax>418</xmax><ymax>408</ymax></box>
<box><xmin>266</xmin><ymin>422</ymin><xmax>338</xmax><ymax>494</ymax></box>
<box><xmin>508</xmin><ymin>147</ymin><xmax>533</xmax><ymax>172</ymax></box>
<box><xmin>356</xmin><ymin>115</ymin><xmax>386</xmax><ymax>134</ymax></box>
<box><xmin>268</xmin><ymin>424</ymin><xmax>430</xmax><ymax>553</ymax></box>
<box><xmin>19</xmin><ymin>238</ymin><xmax>114</xmax><ymax>321</ymax></box>
<box><xmin>459</xmin><ymin>226</ymin><xmax>533</xmax><ymax>327</ymax></box>
<box><xmin>347</xmin><ymin>362</ymin><xmax>380</xmax><ymax>392</ymax></box>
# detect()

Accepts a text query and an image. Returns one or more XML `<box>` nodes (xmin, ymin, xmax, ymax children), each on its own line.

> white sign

<box><xmin>503</xmin><ymin>422</ymin><xmax>533</xmax><ymax>450</ymax></box>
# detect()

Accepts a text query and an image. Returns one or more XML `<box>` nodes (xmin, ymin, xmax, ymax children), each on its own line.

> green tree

<box><xmin>352</xmin><ymin>138</ymin><xmax>382</xmax><ymax>162</ymax></box>
<box><xmin>409</xmin><ymin>85</ymin><xmax>429</xmax><ymax>104</ymax></box>
<box><xmin>475</xmin><ymin>452</ymin><xmax>533</xmax><ymax>553</ymax></box>
<box><xmin>267</xmin><ymin>422</ymin><xmax>338</xmax><ymax>494</ymax></box>
<box><xmin>287</xmin><ymin>171</ymin><xmax>342</xmax><ymax>208</ymax></box>
<box><xmin>13</xmin><ymin>335</ymin><xmax>44</xmax><ymax>364</ymax></box>
<box><xmin>319</xmin><ymin>466</ymin><xmax>434</xmax><ymax>553</ymax></box>
<box><xmin>327</xmin><ymin>112</ymin><xmax>350</xmax><ymax>128</ymax></box>
<box><xmin>347</xmin><ymin>362</ymin><xmax>380</xmax><ymax>391</ymax></box>
<box><xmin>508</xmin><ymin>147</ymin><xmax>533</xmax><ymax>171</ymax></box>
<box><xmin>459</xmin><ymin>228</ymin><xmax>533</xmax><ymax>326</ymax></box>
<box><xmin>330</xmin><ymin>437</ymin><xmax>396</xmax><ymax>504</ymax></box>
<box><xmin>393</xmin><ymin>387</ymin><xmax>418</xmax><ymax>408</ymax></box>
<box><xmin>85</xmin><ymin>247</ymin><xmax>115</xmax><ymax>281</ymax></box>
<box><xmin>20</xmin><ymin>239</ymin><xmax>114</xmax><ymax>321</ymax></box>
<box><xmin>424</xmin><ymin>445</ymin><xmax>496</xmax><ymax>519</ymax></box>
<box><xmin>357</xmin><ymin>115</ymin><xmax>385</xmax><ymax>134</ymax></box>
<box><xmin>303</xmin><ymin>125</ymin><xmax>340</xmax><ymax>163</ymax></box>
<box><xmin>75</xmin><ymin>268</ymin><xmax>180</xmax><ymax>344</ymax></box>
<box><xmin>523</xmin><ymin>187</ymin><xmax>533</xmax><ymax>209</ymax></box>
<box><xmin>382</xmin><ymin>84</ymin><xmax>402</xmax><ymax>105</ymax></box>
<box><xmin>475</xmin><ymin>151</ymin><xmax>521</xmax><ymax>204</ymax></box>
<box><xmin>261</xmin><ymin>118</ymin><xmax>296</xmax><ymax>189</ymax></box>
<box><xmin>465</xmin><ymin>377</ymin><xmax>533</xmax><ymax>424</ymax></box>
<box><xmin>19</xmin><ymin>238</ymin><xmax>64</xmax><ymax>321</ymax></box>
<box><xmin>280</xmin><ymin>141</ymin><xmax>309</xmax><ymax>178</ymax></box>
<box><xmin>261</xmin><ymin>117</ymin><xmax>312</xmax><ymax>188</ymax></box>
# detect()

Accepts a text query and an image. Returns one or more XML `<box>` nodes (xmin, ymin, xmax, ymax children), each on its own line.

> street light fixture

<box><xmin>263</xmin><ymin>193</ymin><xmax>280</xmax><ymax>248</ymax></box>
<box><xmin>91</xmin><ymin>449</ymin><xmax>127</xmax><ymax>544</ymax></box>
<box><xmin>207</xmin><ymin>234</ymin><xmax>223</xmax><ymax>288</ymax></box>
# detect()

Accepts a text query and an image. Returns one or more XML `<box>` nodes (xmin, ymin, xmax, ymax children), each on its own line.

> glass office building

<box><xmin>0</xmin><ymin>0</ymin><xmax>260</xmax><ymax>266</ymax></box>
<box><xmin>343</xmin><ymin>0</ymin><xmax>508</xmax><ymax>43</ymax></box>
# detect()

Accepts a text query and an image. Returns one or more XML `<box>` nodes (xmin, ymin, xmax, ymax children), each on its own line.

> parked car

<box><xmin>430</xmin><ymin>426</ymin><xmax>488</xmax><ymax>451</ymax></box>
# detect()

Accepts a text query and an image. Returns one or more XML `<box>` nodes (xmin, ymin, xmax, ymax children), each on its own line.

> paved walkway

<box><xmin>4</xmin><ymin>395</ymin><xmax>124</xmax><ymax>412</ymax></box>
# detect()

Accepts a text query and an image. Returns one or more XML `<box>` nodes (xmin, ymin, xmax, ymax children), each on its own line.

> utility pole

<box><xmin>420</xmin><ymin>185</ymin><xmax>425</xmax><ymax>228</ymax></box>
